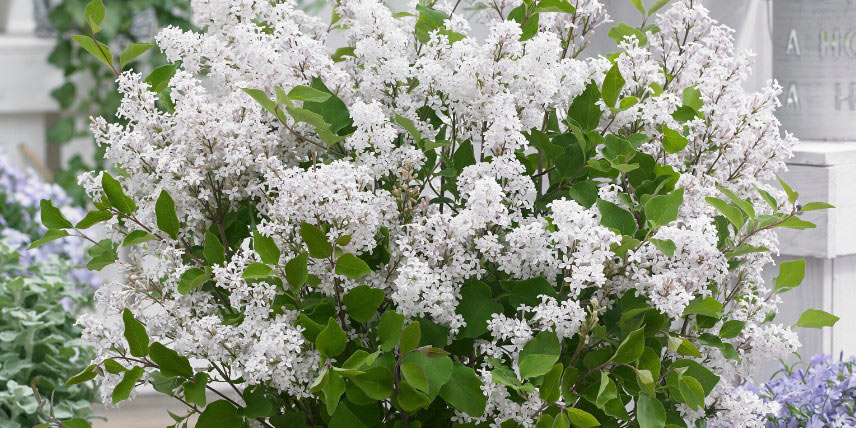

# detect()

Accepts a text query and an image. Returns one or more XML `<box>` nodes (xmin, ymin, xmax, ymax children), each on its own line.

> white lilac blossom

<box><xmin>49</xmin><ymin>0</ymin><xmax>835</xmax><ymax>427</ymax></box>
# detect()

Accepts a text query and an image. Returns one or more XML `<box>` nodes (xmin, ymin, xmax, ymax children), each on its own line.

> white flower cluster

<box><xmin>77</xmin><ymin>0</ymin><xmax>803</xmax><ymax>426</ymax></box>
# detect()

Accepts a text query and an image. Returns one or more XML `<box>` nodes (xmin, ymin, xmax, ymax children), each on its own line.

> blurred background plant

<box><xmin>757</xmin><ymin>353</ymin><xmax>856</xmax><ymax>427</ymax></box>
<box><xmin>0</xmin><ymin>156</ymin><xmax>99</xmax><ymax>427</ymax></box>
<box><xmin>42</xmin><ymin>0</ymin><xmax>192</xmax><ymax>204</ymax></box>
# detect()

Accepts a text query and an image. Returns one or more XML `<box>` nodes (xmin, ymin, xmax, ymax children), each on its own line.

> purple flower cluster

<box><xmin>0</xmin><ymin>156</ymin><xmax>99</xmax><ymax>288</ymax></box>
<box><xmin>757</xmin><ymin>353</ymin><xmax>856</xmax><ymax>427</ymax></box>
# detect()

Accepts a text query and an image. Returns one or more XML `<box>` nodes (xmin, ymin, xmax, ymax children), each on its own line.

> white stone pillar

<box><xmin>769</xmin><ymin>0</ymin><xmax>856</xmax><ymax>359</ymax></box>
<box><xmin>0</xmin><ymin>0</ymin><xmax>61</xmax><ymax>175</ymax></box>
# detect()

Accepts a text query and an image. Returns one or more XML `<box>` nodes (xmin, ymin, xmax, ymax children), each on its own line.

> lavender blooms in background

<box><xmin>0</xmin><ymin>156</ymin><xmax>99</xmax><ymax>289</ymax></box>
<box><xmin>756</xmin><ymin>353</ymin><xmax>856</xmax><ymax>427</ymax></box>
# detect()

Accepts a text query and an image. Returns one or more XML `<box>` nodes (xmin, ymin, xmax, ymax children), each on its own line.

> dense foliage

<box><xmin>46</xmin><ymin>0</ymin><xmax>191</xmax><ymax>203</ymax></box>
<box><xmin>0</xmin><ymin>158</ymin><xmax>97</xmax><ymax>427</ymax></box>
<box><xmin>757</xmin><ymin>354</ymin><xmax>856</xmax><ymax>427</ymax></box>
<box><xmin>42</xmin><ymin>0</ymin><xmax>838</xmax><ymax>427</ymax></box>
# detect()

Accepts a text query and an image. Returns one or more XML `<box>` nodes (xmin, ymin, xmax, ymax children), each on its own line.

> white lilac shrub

<box><xmin>42</xmin><ymin>0</ymin><xmax>837</xmax><ymax>427</ymax></box>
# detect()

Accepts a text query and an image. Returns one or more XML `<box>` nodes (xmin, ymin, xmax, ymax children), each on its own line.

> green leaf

<box><xmin>300</xmin><ymin>223</ymin><xmax>332</xmax><ymax>258</ymax></box>
<box><xmin>611</xmin><ymin>327</ymin><xmax>645</xmax><ymax>364</ymax></box>
<box><xmin>457</xmin><ymin>280</ymin><xmax>503</xmax><ymax>338</ymax></box>
<box><xmin>777</xmin><ymin>175</ymin><xmax>799</xmax><ymax>204</ymax></box>
<box><xmin>122</xmin><ymin>230</ymin><xmax>155</xmax><ymax>247</ymax></box>
<box><xmin>351</xmin><ymin>366</ymin><xmax>393</xmax><ymax>400</ymax></box>
<box><xmin>775</xmin><ymin>259</ymin><xmax>805</xmax><ymax>293</ymax></box>
<box><xmin>566</xmin><ymin>408</ymin><xmax>600</xmax><ymax>428</ymax></box>
<box><xmin>619</xmin><ymin>96</ymin><xmax>639</xmax><ymax>111</ymax></box>
<box><xmin>439</xmin><ymin>362</ymin><xmax>487</xmax><ymax>417</ymax></box>
<box><xmin>65</xmin><ymin>364</ymin><xmax>96</xmax><ymax>386</ymax></box>
<box><xmin>401</xmin><ymin>353</ymin><xmax>453</xmax><ymax>400</ymax></box>
<box><xmin>155</xmin><ymin>190</ymin><xmax>180</xmax><ymax>239</ymax></box>
<box><xmin>178</xmin><ymin>267</ymin><xmax>209</xmax><ymax>295</ymax></box>
<box><xmin>311</xmin><ymin>369</ymin><xmax>346</xmax><ymax>416</ymax></box>
<box><xmin>71</xmin><ymin>35</ymin><xmax>113</xmax><ymax>69</ymax></box>
<box><xmin>250</xmin><ymin>230</ymin><xmax>280</xmax><ymax>265</ymax></box>
<box><xmin>682</xmin><ymin>86</ymin><xmax>703</xmax><ymax>111</ymax></box>
<box><xmin>401</xmin><ymin>363</ymin><xmax>430</xmax><ymax>393</ymax></box>
<box><xmin>568</xmin><ymin>83</ymin><xmax>603</xmax><ymax>131</ymax></box>
<box><xmin>569</xmin><ymin>181</ymin><xmax>599</xmax><ymax>208</ymax></box>
<box><xmin>288</xmin><ymin>85</ymin><xmax>332</xmax><ymax>102</ymax></box>
<box><xmin>101</xmin><ymin>172</ymin><xmax>137</xmax><ymax>214</ymax></box>
<box><xmin>285</xmin><ymin>251</ymin><xmax>309</xmax><ymax>289</ymax></box>
<box><xmin>61</xmin><ymin>418</ymin><xmax>92</xmax><ymax>428</ymax></box>
<box><xmin>778</xmin><ymin>216</ymin><xmax>816</xmax><ymax>230</ymax></box>
<box><xmin>608</xmin><ymin>23</ymin><xmax>647</xmax><ymax>46</ymax></box>
<box><xmin>150</xmin><ymin>342</ymin><xmax>193</xmax><ymax>378</ymax></box>
<box><xmin>635</xmin><ymin>368</ymin><xmax>655</xmax><ymax>396</ymax></box>
<box><xmin>718</xmin><ymin>320</ymin><xmax>745</xmax><ymax>339</ymax></box>
<box><xmin>40</xmin><ymin>199</ymin><xmax>73</xmax><ymax>229</ymax></box>
<box><xmin>203</xmin><ymin>231</ymin><xmax>226</xmax><ymax>265</ymax></box>
<box><xmin>668</xmin><ymin>337</ymin><xmax>702</xmax><ymax>358</ymax></box>
<box><xmin>645</xmin><ymin>188</ymin><xmax>684</xmax><ymax>228</ymax></box>
<box><xmin>539</xmin><ymin>363</ymin><xmax>563</xmax><ymax>403</ymax></box>
<box><xmin>397</xmin><ymin>380</ymin><xmax>431</xmax><ymax>412</ymax></box>
<box><xmin>706</xmin><ymin>197</ymin><xmax>744</xmax><ymax>229</ymax></box>
<box><xmin>302</xmin><ymin>78</ymin><xmax>354</xmax><ymax>137</ymax></box>
<box><xmin>29</xmin><ymin>229</ymin><xmax>70</xmax><ymax>249</ymax></box>
<box><xmin>335</xmin><ymin>253</ymin><xmax>372</xmax><ymax>279</ymax></box>
<box><xmin>648</xmin><ymin>0</ymin><xmax>672</xmax><ymax>15</ymax></box>
<box><xmin>196</xmin><ymin>400</ymin><xmax>243</xmax><ymax>428</ymax></box>
<box><xmin>378</xmin><ymin>311</ymin><xmax>405</xmax><ymax>352</ymax></box>
<box><xmin>552</xmin><ymin>412</ymin><xmax>569</xmax><ymax>428</ymax></box>
<box><xmin>636</xmin><ymin>394</ymin><xmax>666</xmax><ymax>428</ymax></box>
<box><xmin>86</xmin><ymin>240</ymin><xmax>119</xmax><ymax>270</ymax></box>
<box><xmin>331</xmin><ymin>46</ymin><xmax>356</xmax><ymax>62</ymax></box>
<box><xmin>144</xmin><ymin>63</ymin><xmax>178</xmax><ymax>93</ymax></box>
<box><xmin>661</xmin><ymin>124</ymin><xmax>689</xmax><ymax>154</ymax></box>
<box><xmin>242</xmin><ymin>88</ymin><xmax>278</xmax><ymax>115</ymax></box>
<box><xmin>755</xmin><ymin>186</ymin><xmax>779</xmax><ymax>211</ymax></box>
<box><xmin>533</xmin><ymin>0</ymin><xmax>576</xmax><ymax>13</ymax></box>
<box><xmin>394</xmin><ymin>114</ymin><xmax>422</xmax><ymax>142</ymax></box>
<box><xmin>683</xmin><ymin>297</ymin><xmax>723</xmax><ymax>319</ymax></box>
<box><xmin>120</xmin><ymin>42</ymin><xmax>154</xmax><ymax>68</ymax></box>
<box><xmin>678</xmin><ymin>375</ymin><xmax>705</xmax><ymax>410</ymax></box>
<box><xmin>183</xmin><ymin>373</ymin><xmax>209</xmax><ymax>407</ymax></box>
<box><xmin>343</xmin><ymin>285</ymin><xmax>384</xmax><ymax>323</ymax></box>
<box><xmin>112</xmin><ymin>366</ymin><xmax>144</xmax><ymax>404</ymax></box>
<box><xmin>601</xmin><ymin>63</ymin><xmax>626</xmax><ymax>108</ymax></box>
<box><xmin>122</xmin><ymin>308</ymin><xmax>149</xmax><ymax>357</ymax></box>
<box><xmin>800</xmin><ymin>202</ymin><xmax>835</xmax><ymax>211</ymax></box>
<box><xmin>84</xmin><ymin>0</ymin><xmax>105</xmax><ymax>33</ymax></box>
<box><xmin>316</xmin><ymin>318</ymin><xmax>347</xmax><ymax>359</ymax></box>
<box><xmin>561</xmin><ymin>367</ymin><xmax>580</xmax><ymax>402</ymax></box>
<box><xmin>400</xmin><ymin>321</ymin><xmax>422</xmax><ymax>354</ymax></box>
<box><xmin>508</xmin><ymin>3</ymin><xmax>540</xmax><ymax>41</ymax></box>
<box><xmin>629</xmin><ymin>0</ymin><xmax>645</xmax><ymax>15</ymax></box>
<box><xmin>242</xmin><ymin>262</ymin><xmax>274</xmax><ymax>279</ymax></box>
<box><xmin>76</xmin><ymin>209</ymin><xmax>112</xmax><ymax>229</ymax></box>
<box><xmin>795</xmin><ymin>309</ymin><xmax>840</xmax><ymax>328</ymax></box>
<box><xmin>595</xmin><ymin>372</ymin><xmax>617</xmax><ymax>409</ymax></box>
<box><xmin>414</xmin><ymin>4</ymin><xmax>449</xmax><ymax>43</ymax></box>
<box><xmin>597</xmin><ymin>200</ymin><xmax>637</xmax><ymax>236</ymax></box>
<box><xmin>519</xmin><ymin>331</ymin><xmax>561</xmax><ymax>379</ymax></box>
<box><xmin>650</xmin><ymin>238</ymin><xmax>676</xmax><ymax>257</ymax></box>
<box><xmin>717</xmin><ymin>186</ymin><xmax>754</xmax><ymax>219</ymax></box>
<box><xmin>241</xmin><ymin>386</ymin><xmax>273</xmax><ymax>418</ymax></box>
